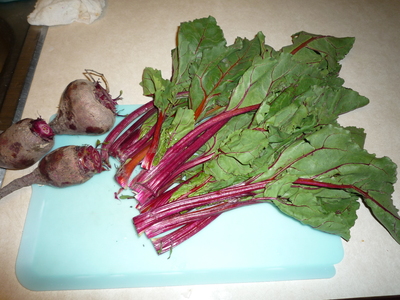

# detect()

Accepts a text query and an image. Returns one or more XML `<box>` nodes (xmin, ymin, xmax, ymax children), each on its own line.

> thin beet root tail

<box><xmin>30</xmin><ymin>118</ymin><xmax>54</xmax><ymax>141</ymax></box>
<box><xmin>0</xmin><ymin>145</ymin><xmax>102</xmax><ymax>200</ymax></box>
<box><xmin>0</xmin><ymin>168</ymin><xmax>48</xmax><ymax>200</ymax></box>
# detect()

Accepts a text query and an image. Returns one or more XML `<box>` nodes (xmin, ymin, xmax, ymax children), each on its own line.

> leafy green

<box><xmin>109</xmin><ymin>16</ymin><xmax>399</xmax><ymax>253</ymax></box>
<box><xmin>261</xmin><ymin>125</ymin><xmax>398</xmax><ymax>241</ymax></box>
<box><xmin>171</xmin><ymin>16</ymin><xmax>226</xmax><ymax>90</ymax></box>
<box><xmin>281</xmin><ymin>31</ymin><xmax>355</xmax><ymax>75</ymax></box>
<box><xmin>189</xmin><ymin>33</ymin><xmax>266</xmax><ymax>118</ymax></box>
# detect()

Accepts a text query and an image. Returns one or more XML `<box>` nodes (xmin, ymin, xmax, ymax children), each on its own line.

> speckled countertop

<box><xmin>1</xmin><ymin>1</ymin><xmax>400</xmax><ymax>299</ymax></box>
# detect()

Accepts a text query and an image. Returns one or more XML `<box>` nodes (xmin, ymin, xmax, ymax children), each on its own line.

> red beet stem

<box><xmin>100</xmin><ymin>101</ymin><xmax>155</xmax><ymax>163</ymax></box>
<box><xmin>151</xmin><ymin>216</ymin><xmax>218</xmax><ymax>254</ymax></box>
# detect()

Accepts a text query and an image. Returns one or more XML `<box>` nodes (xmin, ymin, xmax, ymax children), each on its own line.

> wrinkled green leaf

<box><xmin>270</xmin><ymin>183</ymin><xmax>360</xmax><ymax>240</ymax></box>
<box><xmin>204</xmin><ymin>129</ymin><xmax>269</xmax><ymax>181</ymax></box>
<box><xmin>189</xmin><ymin>33</ymin><xmax>265</xmax><ymax>118</ymax></box>
<box><xmin>140</xmin><ymin>67</ymin><xmax>176</xmax><ymax>110</ymax></box>
<box><xmin>281</xmin><ymin>31</ymin><xmax>355</xmax><ymax>75</ymax></box>
<box><xmin>258</xmin><ymin>125</ymin><xmax>398</xmax><ymax>239</ymax></box>
<box><xmin>171</xmin><ymin>16</ymin><xmax>226</xmax><ymax>89</ymax></box>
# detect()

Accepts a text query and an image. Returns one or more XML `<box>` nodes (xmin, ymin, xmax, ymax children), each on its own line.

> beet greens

<box><xmin>102</xmin><ymin>16</ymin><xmax>399</xmax><ymax>254</ymax></box>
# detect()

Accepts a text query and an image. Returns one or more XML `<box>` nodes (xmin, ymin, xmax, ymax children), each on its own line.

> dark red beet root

<box><xmin>0</xmin><ymin>118</ymin><xmax>55</xmax><ymax>170</ymax></box>
<box><xmin>49</xmin><ymin>79</ymin><xmax>120</xmax><ymax>135</ymax></box>
<box><xmin>0</xmin><ymin>145</ymin><xmax>102</xmax><ymax>200</ymax></box>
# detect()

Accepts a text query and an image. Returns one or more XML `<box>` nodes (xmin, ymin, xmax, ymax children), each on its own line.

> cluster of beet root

<box><xmin>0</xmin><ymin>70</ymin><xmax>121</xmax><ymax>199</ymax></box>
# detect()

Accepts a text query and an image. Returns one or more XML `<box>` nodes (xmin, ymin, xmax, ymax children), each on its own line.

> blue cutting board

<box><xmin>16</xmin><ymin>105</ymin><xmax>344</xmax><ymax>291</ymax></box>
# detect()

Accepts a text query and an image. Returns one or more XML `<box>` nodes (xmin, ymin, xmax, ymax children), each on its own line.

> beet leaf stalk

<box><xmin>130</xmin><ymin>105</ymin><xmax>260</xmax><ymax>204</ymax></box>
<box><xmin>100</xmin><ymin>101</ymin><xmax>155</xmax><ymax>165</ymax></box>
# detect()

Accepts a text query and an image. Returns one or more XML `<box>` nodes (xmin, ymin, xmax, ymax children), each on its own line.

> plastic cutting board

<box><xmin>16</xmin><ymin>105</ymin><xmax>344</xmax><ymax>291</ymax></box>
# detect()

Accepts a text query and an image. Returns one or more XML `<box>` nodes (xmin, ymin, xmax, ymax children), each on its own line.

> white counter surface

<box><xmin>1</xmin><ymin>1</ymin><xmax>400</xmax><ymax>299</ymax></box>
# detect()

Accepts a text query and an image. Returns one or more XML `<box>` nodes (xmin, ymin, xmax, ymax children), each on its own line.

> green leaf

<box><xmin>264</xmin><ymin>103</ymin><xmax>312</xmax><ymax>134</ymax></box>
<box><xmin>257</xmin><ymin>85</ymin><xmax>369</xmax><ymax>138</ymax></box>
<box><xmin>364</xmin><ymin>194</ymin><xmax>400</xmax><ymax>244</ymax></box>
<box><xmin>228</xmin><ymin>52</ymin><xmax>326</xmax><ymax>112</ymax></box>
<box><xmin>171</xmin><ymin>16</ymin><xmax>226</xmax><ymax>89</ymax></box>
<box><xmin>301</xmin><ymin>85</ymin><xmax>369</xmax><ymax>123</ymax></box>
<box><xmin>263</xmin><ymin>174</ymin><xmax>298</xmax><ymax>199</ymax></box>
<box><xmin>200</xmin><ymin>112</ymin><xmax>255</xmax><ymax>155</ymax></box>
<box><xmin>203</xmin><ymin>128</ymin><xmax>269</xmax><ymax>181</ymax></box>
<box><xmin>226</xmin><ymin>55</ymin><xmax>277</xmax><ymax>110</ymax></box>
<box><xmin>271</xmin><ymin>185</ymin><xmax>360</xmax><ymax>240</ymax></box>
<box><xmin>344</xmin><ymin>126</ymin><xmax>366</xmax><ymax>149</ymax></box>
<box><xmin>140</xmin><ymin>67</ymin><xmax>176</xmax><ymax>110</ymax></box>
<box><xmin>281</xmin><ymin>31</ymin><xmax>355</xmax><ymax>75</ymax></box>
<box><xmin>140</xmin><ymin>67</ymin><xmax>162</xmax><ymax>96</ymax></box>
<box><xmin>189</xmin><ymin>33</ymin><xmax>265</xmax><ymax>118</ymax></box>
<box><xmin>254</xmin><ymin>124</ymin><xmax>398</xmax><ymax>240</ymax></box>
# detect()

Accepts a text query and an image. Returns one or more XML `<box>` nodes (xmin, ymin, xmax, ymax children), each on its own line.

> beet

<box><xmin>49</xmin><ymin>71</ymin><xmax>121</xmax><ymax>135</ymax></box>
<box><xmin>0</xmin><ymin>118</ymin><xmax>55</xmax><ymax>170</ymax></box>
<box><xmin>0</xmin><ymin>145</ymin><xmax>102</xmax><ymax>200</ymax></box>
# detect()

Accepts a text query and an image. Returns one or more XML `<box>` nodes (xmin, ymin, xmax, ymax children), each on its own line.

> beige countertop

<box><xmin>1</xmin><ymin>0</ymin><xmax>400</xmax><ymax>299</ymax></box>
